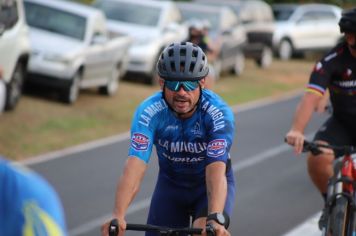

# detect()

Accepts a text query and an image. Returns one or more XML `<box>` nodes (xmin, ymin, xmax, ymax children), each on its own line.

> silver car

<box><xmin>93</xmin><ymin>0</ymin><xmax>188</xmax><ymax>84</ymax></box>
<box><xmin>272</xmin><ymin>3</ymin><xmax>342</xmax><ymax>60</ymax></box>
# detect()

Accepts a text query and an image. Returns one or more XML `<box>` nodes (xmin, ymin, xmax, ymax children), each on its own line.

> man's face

<box><xmin>159</xmin><ymin>78</ymin><xmax>205</xmax><ymax>118</ymax></box>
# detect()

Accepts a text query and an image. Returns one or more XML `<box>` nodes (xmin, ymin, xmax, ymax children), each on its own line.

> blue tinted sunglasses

<box><xmin>164</xmin><ymin>80</ymin><xmax>200</xmax><ymax>92</ymax></box>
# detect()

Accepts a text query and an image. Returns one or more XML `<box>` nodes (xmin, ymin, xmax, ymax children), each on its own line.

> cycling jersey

<box><xmin>308</xmin><ymin>42</ymin><xmax>356</xmax><ymax>127</ymax></box>
<box><xmin>0</xmin><ymin>158</ymin><xmax>67</xmax><ymax>236</ymax></box>
<box><xmin>128</xmin><ymin>89</ymin><xmax>235</xmax><ymax>188</ymax></box>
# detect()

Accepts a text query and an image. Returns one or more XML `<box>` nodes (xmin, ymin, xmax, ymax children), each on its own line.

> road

<box><xmin>26</xmin><ymin>92</ymin><xmax>328</xmax><ymax>236</ymax></box>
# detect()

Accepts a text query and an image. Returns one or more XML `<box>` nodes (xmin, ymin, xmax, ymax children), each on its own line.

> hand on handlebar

<box><xmin>285</xmin><ymin>130</ymin><xmax>305</xmax><ymax>154</ymax></box>
<box><xmin>206</xmin><ymin>221</ymin><xmax>230</xmax><ymax>236</ymax></box>
<box><xmin>101</xmin><ymin>218</ymin><xmax>126</xmax><ymax>236</ymax></box>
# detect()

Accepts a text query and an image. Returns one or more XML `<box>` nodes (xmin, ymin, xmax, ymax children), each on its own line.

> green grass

<box><xmin>0</xmin><ymin>59</ymin><xmax>313</xmax><ymax>160</ymax></box>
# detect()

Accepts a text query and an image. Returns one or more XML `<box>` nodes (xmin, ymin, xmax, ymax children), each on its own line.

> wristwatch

<box><xmin>207</xmin><ymin>212</ymin><xmax>226</xmax><ymax>226</ymax></box>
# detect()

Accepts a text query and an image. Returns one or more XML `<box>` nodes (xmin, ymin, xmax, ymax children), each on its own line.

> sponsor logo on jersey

<box><xmin>201</xmin><ymin>101</ymin><xmax>225</xmax><ymax>132</ymax></box>
<box><xmin>131</xmin><ymin>133</ymin><xmax>149</xmax><ymax>151</ymax></box>
<box><xmin>324</xmin><ymin>52</ymin><xmax>337</xmax><ymax>62</ymax></box>
<box><xmin>162</xmin><ymin>152</ymin><xmax>205</xmax><ymax>163</ymax></box>
<box><xmin>342</xmin><ymin>68</ymin><xmax>352</xmax><ymax>80</ymax></box>
<box><xmin>207</xmin><ymin>139</ymin><xmax>227</xmax><ymax>157</ymax></box>
<box><xmin>139</xmin><ymin>100</ymin><xmax>168</xmax><ymax>127</ymax></box>
<box><xmin>191</xmin><ymin>122</ymin><xmax>202</xmax><ymax>136</ymax></box>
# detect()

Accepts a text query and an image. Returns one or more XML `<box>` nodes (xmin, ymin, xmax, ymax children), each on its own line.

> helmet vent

<box><xmin>171</xmin><ymin>62</ymin><xmax>176</xmax><ymax>72</ymax></box>
<box><xmin>180</xmin><ymin>48</ymin><xmax>186</xmax><ymax>56</ymax></box>
<box><xmin>168</xmin><ymin>48</ymin><xmax>174</xmax><ymax>57</ymax></box>
<box><xmin>192</xmin><ymin>49</ymin><xmax>198</xmax><ymax>58</ymax></box>
<box><xmin>189</xmin><ymin>62</ymin><xmax>195</xmax><ymax>73</ymax></box>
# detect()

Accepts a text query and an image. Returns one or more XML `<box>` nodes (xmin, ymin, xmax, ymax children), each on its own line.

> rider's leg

<box><xmin>306</xmin><ymin>142</ymin><xmax>334</xmax><ymax>194</ymax></box>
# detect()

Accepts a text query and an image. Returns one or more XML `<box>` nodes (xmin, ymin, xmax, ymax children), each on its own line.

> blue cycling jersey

<box><xmin>129</xmin><ymin>89</ymin><xmax>235</xmax><ymax>187</ymax></box>
<box><xmin>0</xmin><ymin>158</ymin><xmax>67</xmax><ymax>236</ymax></box>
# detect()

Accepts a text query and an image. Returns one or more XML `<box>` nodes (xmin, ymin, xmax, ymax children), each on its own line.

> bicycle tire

<box><xmin>331</xmin><ymin>196</ymin><xmax>349</xmax><ymax>236</ymax></box>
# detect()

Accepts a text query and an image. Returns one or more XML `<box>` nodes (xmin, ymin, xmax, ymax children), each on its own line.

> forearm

<box><xmin>113</xmin><ymin>157</ymin><xmax>146</xmax><ymax>218</ymax></box>
<box><xmin>206</xmin><ymin>161</ymin><xmax>227</xmax><ymax>213</ymax></box>
<box><xmin>291</xmin><ymin>92</ymin><xmax>321</xmax><ymax>132</ymax></box>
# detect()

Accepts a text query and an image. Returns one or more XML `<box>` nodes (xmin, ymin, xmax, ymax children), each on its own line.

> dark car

<box><xmin>194</xmin><ymin>0</ymin><xmax>275</xmax><ymax>68</ymax></box>
<box><xmin>177</xmin><ymin>2</ymin><xmax>247</xmax><ymax>77</ymax></box>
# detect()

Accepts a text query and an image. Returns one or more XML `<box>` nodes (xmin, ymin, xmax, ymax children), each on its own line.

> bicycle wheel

<box><xmin>331</xmin><ymin>196</ymin><xmax>349</xmax><ymax>236</ymax></box>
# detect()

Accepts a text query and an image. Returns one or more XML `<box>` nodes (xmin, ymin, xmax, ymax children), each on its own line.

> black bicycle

<box><xmin>301</xmin><ymin>140</ymin><xmax>356</xmax><ymax>236</ymax></box>
<box><xmin>108</xmin><ymin>218</ymin><xmax>216</xmax><ymax>236</ymax></box>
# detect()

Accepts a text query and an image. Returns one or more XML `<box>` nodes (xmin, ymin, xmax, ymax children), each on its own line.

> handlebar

<box><xmin>109</xmin><ymin>218</ymin><xmax>215</xmax><ymax>236</ymax></box>
<box><xmin>301</xmin><ymin>140</ymin><xmax>356</xmax><ymax>156</ymax></box>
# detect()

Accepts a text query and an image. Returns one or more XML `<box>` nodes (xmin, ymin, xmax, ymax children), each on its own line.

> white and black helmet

<box><xmin>156</xmin><ymin>42</ymin><xmax>209</xmax><ymax>81</ymax></box>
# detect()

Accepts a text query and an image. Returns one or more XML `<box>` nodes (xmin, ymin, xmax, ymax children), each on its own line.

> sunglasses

<box><xmin>164</xmin><ymin>80</ymin><xmax>200</xmax><ymax>92</ymax></box>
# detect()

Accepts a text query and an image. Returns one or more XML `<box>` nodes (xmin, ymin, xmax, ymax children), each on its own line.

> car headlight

<box><xmin>43</xmin><ymin>53</ymin><xmax>72</xmax><ymax>65</ymax></box>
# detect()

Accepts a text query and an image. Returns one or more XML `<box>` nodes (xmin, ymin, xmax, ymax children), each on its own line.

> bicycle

<box><xmin>108</xmin><ymin>218</ymin><xmax>216</xmax><ymax>236</ymax></box>
<box><xmin>301</xmin><ymin>140</ymin><xmax>356</xmax><ymax>236</ymax></box>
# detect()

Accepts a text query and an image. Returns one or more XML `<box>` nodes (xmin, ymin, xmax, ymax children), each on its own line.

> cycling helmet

<box><xmin>156</xmin><ymin>42</ymin><xmax>209</xmax><ymax>81</ymax></box>
<box><xmin>339</xmin><ymin>8</ymin><xmax>356</xmax><ymax>33</ymax></box>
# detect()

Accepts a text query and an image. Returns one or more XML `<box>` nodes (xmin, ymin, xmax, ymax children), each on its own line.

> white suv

<box><xmin>0</xmin><ymin>0</ymin><xmax>31</xmax><ymax>110</ymax></box>
<box><xmin>272</xmin><ymin>3</ymin><xmax>342</xmax><ymax>60</ymax></box>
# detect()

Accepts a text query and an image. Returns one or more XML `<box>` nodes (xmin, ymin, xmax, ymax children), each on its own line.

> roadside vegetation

<box><xmin>0</xmin><ymin>59</ymin><xmax>315</xmax><ymax>160</ymax></box>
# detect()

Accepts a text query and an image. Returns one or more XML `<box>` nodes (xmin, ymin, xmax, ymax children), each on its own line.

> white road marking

<box><xmin>281</xmin><ymin>212</ymin><xmax>321</xmax><ymax>236</ymax></box>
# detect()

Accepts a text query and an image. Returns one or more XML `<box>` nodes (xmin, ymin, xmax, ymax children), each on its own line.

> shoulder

<box><xmin>322</xmin><ymin>42</ymin><xmax>348</xmax><ymax>63</ymax></box>
<box><xmin>200</xmin><ymin>90</ymin><xmax>234</xmax><ymax>119</ymax></box>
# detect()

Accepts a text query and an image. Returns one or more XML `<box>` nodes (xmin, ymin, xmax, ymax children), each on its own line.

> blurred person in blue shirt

<box><xmin>0</xmin><ymin>157</ymin><xmax>67</xmax><ymax>236</ymax></box>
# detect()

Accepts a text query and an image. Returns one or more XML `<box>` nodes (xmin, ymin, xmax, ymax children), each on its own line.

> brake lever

<box><xmin>206</xmin><ymin>223</ymin><xmax>216</xmax><ymax>236</ymax></box>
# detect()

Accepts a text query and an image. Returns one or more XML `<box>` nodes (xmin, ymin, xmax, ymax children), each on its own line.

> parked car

<box><xmin>93</xmin><ymin>0</ymin><xmax>188</xmax><ymax>84</ymax></box>
<box><xmin>24</xmin><ymin>0</ymin><xmax>132</xmax><ymax>104</ymax></box>
<box><xmin>177</xmin><ymin>2</ymin><xmax>247</xmax><ymax>77</ymax></box>
<box><xmin>194</xmin><ymin>0</ymin><xmax>275</xmax><ymax>68</ymax></box>
<box><xmin>0</xmin><ymin>0</ymin><xmax>31</xmax><ymax>110</ymax></box>
<box><xmin>272</xmin><ymin>3</ymin><xmax>342</xmax><ymax>60</ymax></box>
<box><xmin>0</xmin><ymin>67</ymin><xmax>6</xmax><ymax>113</ymax></box>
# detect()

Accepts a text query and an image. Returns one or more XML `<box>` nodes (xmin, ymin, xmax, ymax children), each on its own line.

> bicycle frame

<box><xmin>320</xmin><ymin>152</ymin><xmax>356</xmax><ymax>236</ymax></box>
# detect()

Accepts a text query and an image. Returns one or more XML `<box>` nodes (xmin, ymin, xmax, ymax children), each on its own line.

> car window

<box><xmin>94</xmin><ymin>0</ymin><xmax>161</xmax><ymax>27</ymax></box>
<box><xmin>316</xmin><ymin>10</ymin><xmax>338</xmax><ymax>21</ymax></box>
<box><xmin>24</xmin><ymin>1</ymin><xmax>86</xmax><ymax>41</ymax></box>
<box><xmin>180</xmin><ymin>9</ymin><xmax>220</xmax><ymax>32</ymax></box>
<box><xmin>273</xmin><ymin>7</ymin><xmax>295</xmax><ymax>21</ymax></box>
<box><xmin>299</xmin><ymin>11</ymin><xmax>317</xmax><ymax>22</ymax></box>
<box><xmin>0</xmin><ymin>0</ymin><xmax>19</xmax><ymax>30</ymax></box>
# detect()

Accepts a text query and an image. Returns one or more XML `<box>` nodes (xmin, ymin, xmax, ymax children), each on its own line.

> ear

<box><xmin>199</xmin><ymin>78</ymin><xmax>206</xmax><ymax>89</ymax></box>
<box><xmin>159</xmin><ymin>78</ymin><xmax>165</xmax><ymax>89</ymax></box>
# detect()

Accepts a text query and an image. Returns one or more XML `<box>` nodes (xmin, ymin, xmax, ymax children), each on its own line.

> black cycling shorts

<box><xmin>313</xmin><ymin>116</ymin><xmax>356</xmax><ymax>157</ymax></box>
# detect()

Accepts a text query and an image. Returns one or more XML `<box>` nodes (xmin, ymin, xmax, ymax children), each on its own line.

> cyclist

<box><xmin>285</xmin><ymin>8</ymin><xmax>356</xmax><ymax>229</ymax></box>
<box><xmin>0</xmin><ymin>156</ymin><xmax>67</xmax><ymax>235</ymax></box>
<box><xmin>187</xmin><ymin>19</ymin><xmax>220</xmax><ymax>89</ymax></box>
<box><xmin>101</xmin><ymin>42</ymin><xmax>235</xmax><ymax>236</ymax></box>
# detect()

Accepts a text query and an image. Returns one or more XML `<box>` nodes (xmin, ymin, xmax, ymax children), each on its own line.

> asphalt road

<box><xmin>28</xmin><ymin>93</ymin><xmax>328</xmax><ymax>236</ymax></box>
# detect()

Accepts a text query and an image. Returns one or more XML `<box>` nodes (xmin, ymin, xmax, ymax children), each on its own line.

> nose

<box><xmin>176</xmin><ymin>85</ymin><xmax>187</xmax><ymax>95</ymax></box>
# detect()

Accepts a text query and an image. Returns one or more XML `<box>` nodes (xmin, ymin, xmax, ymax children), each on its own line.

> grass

<box><xmin>0</xmin><ymin>59</ymin><xmax>314</xmax><ymax>160</ymax></box>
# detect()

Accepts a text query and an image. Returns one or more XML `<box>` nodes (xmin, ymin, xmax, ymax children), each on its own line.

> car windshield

<box><xmin>273</xmin><ymin>6</ymin><xmax>296</xmax><ymax>21</ymax></box>
<box><xmin>94</xmin><ymin>1</ymin><xmax>161</xmax><ymax>27</ymax></box>
<box><xmin>24</xmin><ymin>2</ymin><xmax>86</xmax><ymax>41</ymax></box>
<box><xmin>180</xmin><ymin>9</ymin><xmax>219</xmax><ymax>32</ymax></box>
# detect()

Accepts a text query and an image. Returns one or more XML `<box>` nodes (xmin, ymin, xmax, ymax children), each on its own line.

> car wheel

<box><xmin>256</xmin><ymin>46</ymin><xmax>273</xmax><ymax>68</ymax></box>
<box><xmin>61</xmin><ymin>72</ymin><xmax>81</xmax><ymax>104</ymax></box>
<box><xmin>278</xmin><ymin>40</ymin><xmax>293</xmax><ymax>60</ymax></box>
<box><xmin>233</xmin><ymin>51</ymin><xmax>245</xmax><ymax>76</ymax></box>
<box><xmin>5</xmin><ymin>62</ymin><xmax>24</xmax><ymax>110</ymax></box>
<box><xmin>99</xmin><ymin>66</ymin><xmax>120</xmax><ymax>96</ymax></box>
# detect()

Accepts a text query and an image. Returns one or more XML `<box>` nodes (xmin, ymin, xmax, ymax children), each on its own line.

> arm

<box><xmin>101</xmin><ymin>156</ymin><xmax>147</xmax><ymax>236</ymax></box>
<box><xmin>286</xmin><ymin>92</ymin><xmax>322</xmax><ymax>154</ymax></box>
<box><xmin>206</xmin><ymin>161</ymin><xmax>227</xmax><ymax>213</ymax></box>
